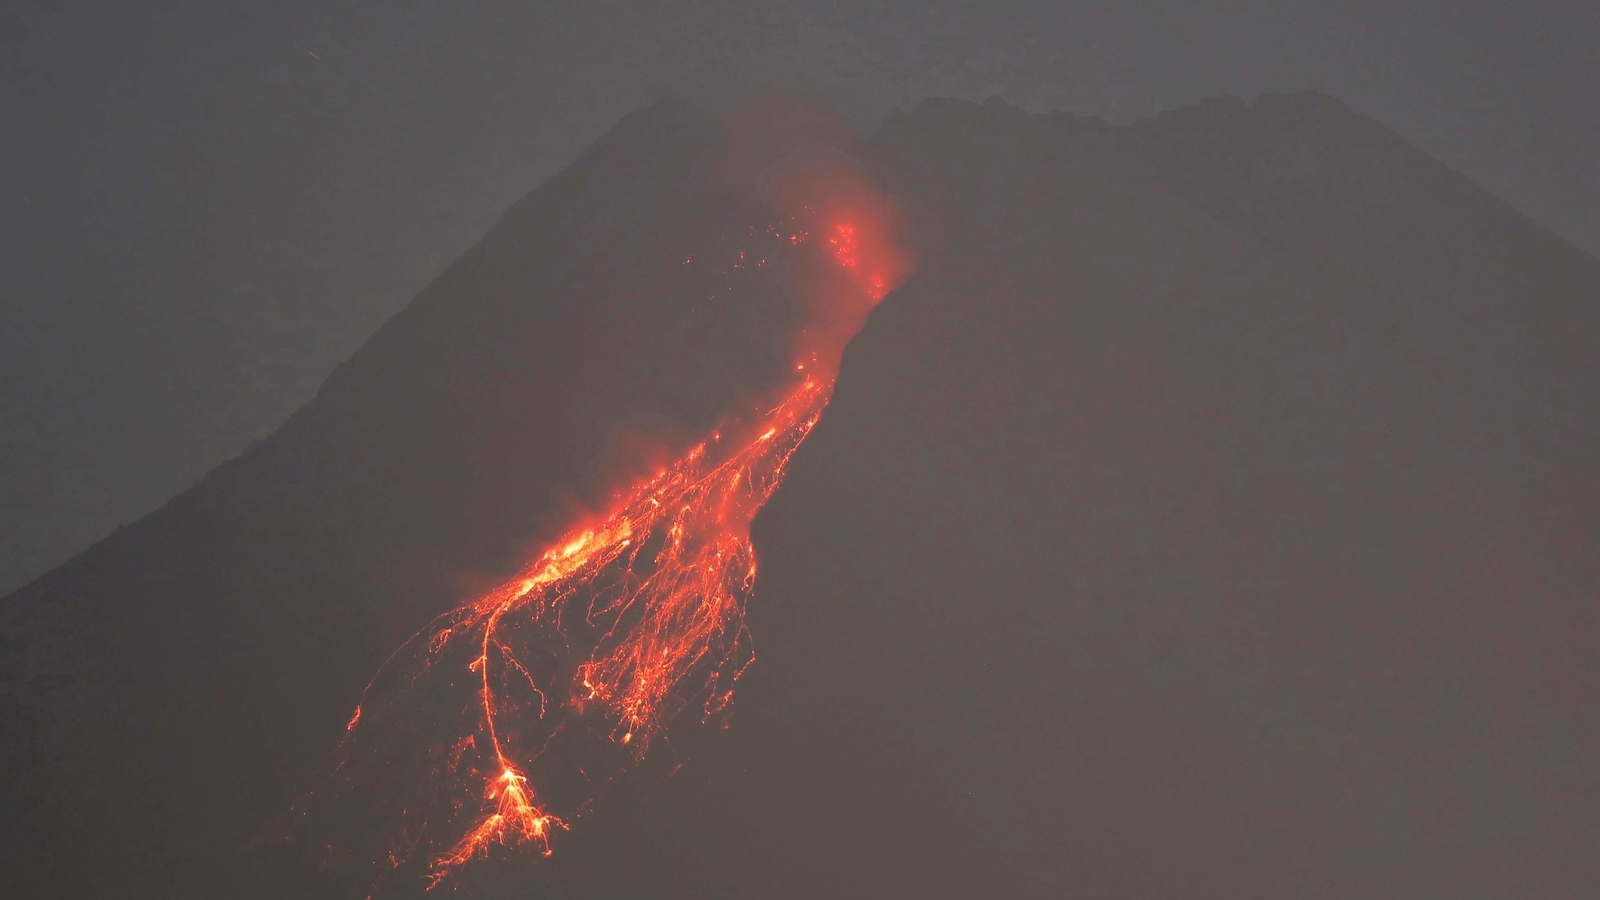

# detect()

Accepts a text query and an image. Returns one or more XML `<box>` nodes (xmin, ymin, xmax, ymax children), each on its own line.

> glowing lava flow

<box><xmin>420</xmin><ymin>377</ymin><xmax>831</xmax><ymax>882</ymax></box>
<box><xmin>329</xmin><ymin>150</ymin><xmax>912</xmax><ymax>889</ymax></box>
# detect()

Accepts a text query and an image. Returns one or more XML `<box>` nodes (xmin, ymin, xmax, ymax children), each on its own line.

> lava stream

<box><xmin>330</xmin><ymin>143</ymin><xmax>913</xmax><ymax>889</ymax></box>
<box><xmin>422</xmin><ymin>377</ymin><xmax>830</xmax><ymax>882</ymax></box>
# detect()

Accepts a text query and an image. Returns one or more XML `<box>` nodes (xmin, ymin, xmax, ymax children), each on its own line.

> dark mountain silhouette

<box><xmin>4</xmin><ymin>92</ymin><xmax>1597</xmax><ymax>899</ymax></box>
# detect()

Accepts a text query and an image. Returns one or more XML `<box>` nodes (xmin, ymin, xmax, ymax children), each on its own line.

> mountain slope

<box><xmin>731</xmin><ymin>94</ymin><xmax>1599</xmax><ymax>898</ymax></box>
<box><xmin>3</xmin><ymin>93</ymin><xmax>1597</xmax><ymax>898</ymax></box>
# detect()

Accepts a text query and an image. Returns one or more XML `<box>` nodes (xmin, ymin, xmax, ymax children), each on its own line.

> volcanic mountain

<box><xmin>4</xmin><ymin>93</ymin><xmax>1597</xmax><ymax>899</ymax></box>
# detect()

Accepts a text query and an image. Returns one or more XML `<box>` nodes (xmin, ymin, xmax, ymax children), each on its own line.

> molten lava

<box><xmin>330</xmin><ymin>150</ymin><xmax>913</xmax><ymax>890</ymax></box>
<box><xmin>420</xmin><ymin>377</ymin><xmax>830</xmax><ymax>882</ymax></box>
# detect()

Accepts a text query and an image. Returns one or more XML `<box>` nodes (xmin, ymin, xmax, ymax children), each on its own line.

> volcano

<box><xmin>3</xmin><ymin>93</ymin><xmax>1598</xmax><ymax>899</ymax></box>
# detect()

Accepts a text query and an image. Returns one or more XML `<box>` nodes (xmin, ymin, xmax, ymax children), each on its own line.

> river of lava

<box><xmin>337</xmin><ymin>374</ymin><xmax>835</xmax><ymax>887</ymax></box>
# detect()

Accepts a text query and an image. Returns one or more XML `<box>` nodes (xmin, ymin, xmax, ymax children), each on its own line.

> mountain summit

<box><xmin>4</xmin><ymin>93</ymin><xmax>1597</xmax><ymax>899</ymax></box>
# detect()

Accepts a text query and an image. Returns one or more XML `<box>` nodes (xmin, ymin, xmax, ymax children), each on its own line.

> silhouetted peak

<box><xmin>1134</xmin><ymin>89</ymin><xmax>1364</xmax><ymax>135</ymax></box>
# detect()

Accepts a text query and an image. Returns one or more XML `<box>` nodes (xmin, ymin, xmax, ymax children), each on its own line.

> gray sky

<box><xmin>2</xmin><ymin>0</ymin><xmax>1597</xmax><ymax>597</ymax></box>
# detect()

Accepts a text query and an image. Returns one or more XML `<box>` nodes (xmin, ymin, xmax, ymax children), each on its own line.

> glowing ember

<box><xmin>328</xmin><ymin>156</ymin><xmax>913</xmax><ymax>890</ymax></box>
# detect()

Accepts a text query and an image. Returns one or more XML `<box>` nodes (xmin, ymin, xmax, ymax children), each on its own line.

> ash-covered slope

<box><xmin>5</xmin><ymin>92</ymin><xmax>1598</xmax><ymax>899</ymax></box>
<box><xmin>723</xmin><ymin>95</ymin><xmax>1600</xmax><ymax>898</ymax></box>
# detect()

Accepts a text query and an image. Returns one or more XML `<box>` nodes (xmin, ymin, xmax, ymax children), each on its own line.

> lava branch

<box><xmin>358</xmin><ymin>378</ymin><xmax>832</xmax><ymax>885</ymax></box>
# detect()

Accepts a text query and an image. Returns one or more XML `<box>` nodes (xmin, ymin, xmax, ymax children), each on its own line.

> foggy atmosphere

<box><xmin>2</xmin><ymin>2</ymin><xmax>1597</xmax><ymax>898</ymax></box>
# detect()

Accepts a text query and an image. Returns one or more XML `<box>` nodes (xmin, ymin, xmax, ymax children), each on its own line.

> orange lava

<box><xmin>334</xmin><ymin>153</ymin><xmax>913</xmax><ymax>890</ymax></box>
<box><xmin>430</xmin><ymin>766</ymin><xmax>565</xmax><ymax>880</ymax></box>
<box><xmin>417</xmin><ymin>375</ymin><xmax>830</xmax><ymax>883</ymax></box>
